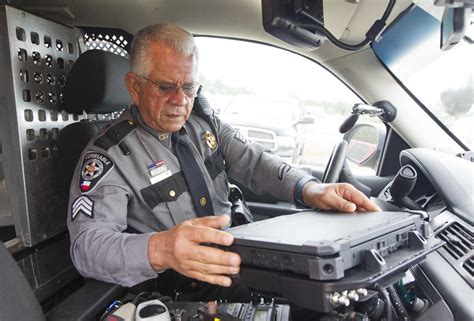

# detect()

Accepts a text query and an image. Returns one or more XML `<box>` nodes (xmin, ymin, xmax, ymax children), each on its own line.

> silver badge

<box><xmin>82</xmin><ymin>158</ymin><xmax>104</xmax><ymax>181</ymax></box>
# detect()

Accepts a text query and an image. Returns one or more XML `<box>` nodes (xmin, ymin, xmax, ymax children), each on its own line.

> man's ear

<box><xmin>125</xmin><ymin>72</ymin><xmax>140</xmax><ymax>105</ymax></box>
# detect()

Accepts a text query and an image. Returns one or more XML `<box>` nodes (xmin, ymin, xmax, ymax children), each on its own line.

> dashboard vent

<box><xmin>437</xmin><ymin>222</ymin><xmax>473</xmax><ymax>281</ymax></box>
<box><xmin>463</xmin><ymin>256</ymin><xmax>474</xmax><ymax>277</ymax></box>
<box><xmin>437</xmin><ymin>222</ymin><xmax>473</xmax><ymax>259</ymax></box>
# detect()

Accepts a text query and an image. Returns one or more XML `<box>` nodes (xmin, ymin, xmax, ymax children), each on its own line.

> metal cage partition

<box><xmin>0</xmin><ymin>5</ymin><xmax>82</xmax><ymax>247</ymax></box>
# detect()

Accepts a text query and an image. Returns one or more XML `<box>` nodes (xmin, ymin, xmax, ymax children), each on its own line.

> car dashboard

<box><xmin>377</xmin><ymin>148</ymin><xmax>473</xmax><ymax>321</ymax></box>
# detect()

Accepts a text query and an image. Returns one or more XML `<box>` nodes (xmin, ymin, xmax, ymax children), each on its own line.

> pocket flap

<box><xmin>140</xmin><ymin>172</ymin><xmax>188</xmax><ymax>209</ymax></box>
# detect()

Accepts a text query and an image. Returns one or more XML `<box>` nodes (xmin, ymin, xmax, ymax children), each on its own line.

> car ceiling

<box><xmin>8</xmin><ymin>0</ymin><xmax>413</xmax><ymax>62</ymax></box>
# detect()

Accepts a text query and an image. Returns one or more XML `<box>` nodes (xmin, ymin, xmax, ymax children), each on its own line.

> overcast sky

<box><xmin>195</xmin><ymin>37</ymin><xmax>358</xmax><ymax>103</ymax></box>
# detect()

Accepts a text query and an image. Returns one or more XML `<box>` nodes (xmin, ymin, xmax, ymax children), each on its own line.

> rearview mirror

<box><xmin>440</xmin><ymin>7</ymin><xmax>471</xmax><ymax>51</ymax></box>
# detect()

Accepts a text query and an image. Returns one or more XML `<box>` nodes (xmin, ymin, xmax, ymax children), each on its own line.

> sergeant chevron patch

<box><xmin>71</xmin><ymin>195</ymin><xmax>94</xmax><ymax>220</ymax></box>
<box><xmin>278</xmin><ymin>163</ymin><xmax>291</xmax><ymax>181</ymax></box>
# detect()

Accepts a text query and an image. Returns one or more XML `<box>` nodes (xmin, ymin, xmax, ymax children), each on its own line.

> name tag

<box><xmin>149</xmin><ymin>169</ymin><xmax>172</xmax><ymax>185</ymax></box>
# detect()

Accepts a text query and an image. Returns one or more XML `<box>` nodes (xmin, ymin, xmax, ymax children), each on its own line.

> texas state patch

<box><xmin>79</xmin><ymin>152</ymin><xmax>114</xmax><ymax>193</ymax></box>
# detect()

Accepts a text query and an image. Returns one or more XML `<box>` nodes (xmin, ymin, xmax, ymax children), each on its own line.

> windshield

<box><xmin>223</xmin><ymin>96</ymin><xmax>298</xmax><ymax>119</ymax></box>
<box><xmin>373</xmin><ymin>5</ymin><xmax>473</xmax><ymax>150</ymax></box>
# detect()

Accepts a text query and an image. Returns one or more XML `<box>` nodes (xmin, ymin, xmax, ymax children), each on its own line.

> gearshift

<box><xmin>389</xmin><ymin>165</ymin><xmax>422</xmax><ymax>210</ymax></box>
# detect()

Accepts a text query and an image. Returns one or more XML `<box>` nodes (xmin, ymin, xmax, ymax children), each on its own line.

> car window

<box><xmin>223</xmin><ymin>96</ymin><xmax>297</xmax><ymax>118</ymax></box>
<box><xmin>373</xmin><ymin>7</ymin><xmax>473</xmax><ymax>150</ymax></box>
<box><xmin>195</xmin><ymin>37</ymin><xmax>383</xmax><ymax>174</ymax></box>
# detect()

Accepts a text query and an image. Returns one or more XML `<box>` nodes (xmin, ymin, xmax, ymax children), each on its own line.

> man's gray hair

<box><xmin>130</xmin><ymin>23</ymin><xmax>198</xmax><ymax>76</ymax></box>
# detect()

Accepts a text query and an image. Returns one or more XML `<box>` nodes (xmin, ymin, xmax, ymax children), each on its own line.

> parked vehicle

<box><xmin>218</xmin><ymin>95</ymin><xmax>313</xmax><ymax>164</ymax></box>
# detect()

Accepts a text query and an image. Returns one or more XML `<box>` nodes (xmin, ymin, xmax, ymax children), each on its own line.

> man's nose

<box><xmin>168</xmin><ymin>87</ymin><xmax>187</xmax><ymax>105</ymax></box>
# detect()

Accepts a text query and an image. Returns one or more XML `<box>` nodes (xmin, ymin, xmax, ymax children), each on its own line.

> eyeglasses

<box><xmin>139</xmin><ymin>75</ymin><xmax>199</xmax><ymax>98</ymax></box>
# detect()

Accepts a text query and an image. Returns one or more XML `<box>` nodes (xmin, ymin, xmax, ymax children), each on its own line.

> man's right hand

<box><xmin>147</xmin><ymin>214</ymin><xmax>240</xmax><ymax>287</ymax></box>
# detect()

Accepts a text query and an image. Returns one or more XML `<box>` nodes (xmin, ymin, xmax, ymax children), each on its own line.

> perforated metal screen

<box><xmin>83</xmin><ymin>27</ymin><xmax>131</xmax><ymax>58</ymax></box>
<box><xmin>0</xmin><ymin>6</ymin><xmax>83</xmax><ymax>246</ymax></box>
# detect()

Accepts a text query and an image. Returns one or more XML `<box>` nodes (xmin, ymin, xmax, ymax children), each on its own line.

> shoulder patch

<box><xmin>71</xmin><ymin>195</ymin><xmax>94</xmax><ymax>220</ymax></box>
<box><xmin>94</xmin><ymin>120</ymin><xmax>136</xmax><ymax>151</ymax></box>
<box><xmin>79</xmin><ymin>152</ymin><xmax>114</xmax><ymax>193</ymax></box>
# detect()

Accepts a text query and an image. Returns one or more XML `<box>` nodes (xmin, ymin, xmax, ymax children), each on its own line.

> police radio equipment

<box><xmin>196</xmin><ymin>299</ymin><xmax>288</xmax><ymax>321</ymax></box>
<box><xmin>165</xmin><ymin>299</ymin><xmax>291</xmax><ymax>321</ymax></box>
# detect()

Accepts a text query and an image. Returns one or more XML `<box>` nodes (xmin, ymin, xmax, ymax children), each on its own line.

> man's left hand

<box><xmin>302</xmin><ymin>182</ymin><xmax>381</xmax><ymax>212</ymax></box>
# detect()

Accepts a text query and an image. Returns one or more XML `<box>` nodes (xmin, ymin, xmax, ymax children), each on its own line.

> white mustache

<box><xmin>169</xmin><ymin>106</ymin><xmax>186</xmax><ymax>116</ymax></box>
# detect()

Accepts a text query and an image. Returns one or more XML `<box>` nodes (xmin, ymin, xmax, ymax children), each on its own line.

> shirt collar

<box><xmin>130</xmin><ymin>105</ymin><xmax>175</xmax><ymax>147</ymax></box>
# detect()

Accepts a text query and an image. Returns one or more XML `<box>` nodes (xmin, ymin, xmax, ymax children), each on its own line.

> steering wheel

<box><xmin>321</xmin><ymin>140</ymin><xmax>348</xmax><ymax>183</ymax></box>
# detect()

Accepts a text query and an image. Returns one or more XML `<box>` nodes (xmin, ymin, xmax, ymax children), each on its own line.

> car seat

<box><xmin>0</xmin><ymin>241</ymin><xmax>46</xmax><ymax>321</ymax></box>
<box><xmin>58</xmin><ymin>49</ymin><xmax>131</xmax><ymax>196</ymax></box>
<box><xmin>0</xmin><ymin>49</ymin><xmax>131</xmax><ymax>321</ymax></box>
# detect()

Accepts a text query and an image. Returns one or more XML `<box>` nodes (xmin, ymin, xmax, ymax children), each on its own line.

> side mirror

<box><xmin>343</xmin><ymin>124</ymin><xmax>385</xmax><ymax>169</ymax></box>
<box><xmin>440</xmin><ymin>7</ymin><xmax>471</xmax><ymax>51</ymax></box>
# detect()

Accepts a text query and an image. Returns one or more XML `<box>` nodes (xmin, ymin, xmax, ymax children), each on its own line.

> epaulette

<box><xmin>94</xmin><ymin>120</ymin><xmax>136</xmax><ymax>154</ymax></box>
<box><xmin>192</xmin><ymin>94</ymin><xmax>218</xmax><ymax>135</ymax></box>
<box><xmin>193</xmin><ymin>94</ymin><xmax>214</xmax><ymax>117</ymax></box>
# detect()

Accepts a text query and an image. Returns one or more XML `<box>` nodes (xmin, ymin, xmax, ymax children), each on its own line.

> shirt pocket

<box><xmin>140</xmin><ymin>172</ymin><xmax>188</xmax><ymax>209</ymax></box>
<box><xmin>205</xmin><ymin>149</ymin><xmax>226</xmax><ymax>179</ymax></box>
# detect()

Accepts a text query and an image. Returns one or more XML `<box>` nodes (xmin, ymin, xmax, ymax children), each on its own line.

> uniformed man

<box><xmin>67</xmin><ymin>24</ymin><xmax>380</xmax><ymax>289</ymax></box>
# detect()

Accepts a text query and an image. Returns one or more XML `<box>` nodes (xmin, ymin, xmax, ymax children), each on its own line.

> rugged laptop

<box><xmin>228</xmin><ymin>210</ymin><xmax>432</xmax><ymax>280</ymax></box>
